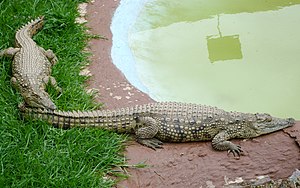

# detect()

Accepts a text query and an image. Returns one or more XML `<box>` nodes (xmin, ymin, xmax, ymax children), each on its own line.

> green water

<box><xmin>128</xmin><ymin>0</ymin><xmax>300</xmax><ymax>119</ymax></box>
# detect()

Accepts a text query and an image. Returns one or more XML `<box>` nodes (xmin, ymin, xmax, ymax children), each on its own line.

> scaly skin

<box><xmin>0</xmin><ymin>17</ymin><xmax>61</xmax><ymax>110</ymax></box>
<box><xmin>20</xmin><ymin>102</ymin><xmax>295</xmax><ymax>156</ymax></box>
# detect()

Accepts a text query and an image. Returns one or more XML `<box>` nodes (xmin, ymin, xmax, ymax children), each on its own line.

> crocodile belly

<box><xmin>156</xmin><ymin>124</ymin><xmax>216</xmax><ymax>142</ymax></box>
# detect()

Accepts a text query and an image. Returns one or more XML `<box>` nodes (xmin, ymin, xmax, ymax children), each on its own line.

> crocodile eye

<box><xmin>255</xmin><ymin>113</ymin><xmax>272</xmax><ymax>122</ymax></box>
<box><xmin>266</xmin><ymin>115</ymin><xmax>272</xmax><ymax>122</ymax></box>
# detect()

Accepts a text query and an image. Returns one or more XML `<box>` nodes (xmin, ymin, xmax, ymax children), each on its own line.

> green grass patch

<box><xmin>0</xmin><ymin>0</ymin><xmax>127</xmax><ymax>187</ymax></box>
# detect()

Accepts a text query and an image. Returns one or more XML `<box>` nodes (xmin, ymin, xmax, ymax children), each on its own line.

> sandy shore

<box><xmin>85</xmin><ymin>0</ymin><xmax>300</xmax><ymax>187</ymax></box>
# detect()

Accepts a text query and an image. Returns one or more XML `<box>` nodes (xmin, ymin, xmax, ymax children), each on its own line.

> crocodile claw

<box><xmin>227</xmin><ymin>145</ymin><xmax>243</xmax><ymax>158</ymax></box>
<box><xmin>137</xmin><ymin>138</ymin><xmax>163</xmax><ymax>150</ymax></box>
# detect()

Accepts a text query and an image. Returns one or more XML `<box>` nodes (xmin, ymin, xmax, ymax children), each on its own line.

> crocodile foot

<box><xmin>137</xmin><ymin>138</ymin><xmax>163</xmax><ymax>150</ymax></box>
<box><xmin>227</xmin><ymin>145</ymin><xmax>243</xmax><ymax>158</ymax></box>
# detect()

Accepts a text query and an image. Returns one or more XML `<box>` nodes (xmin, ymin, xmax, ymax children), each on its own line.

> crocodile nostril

<box><xmin>287</xmin><ymin>118</ymin><xmax>295</xmax><ymax>125</ymax></box>
<box><xmin>47</xmin><ymin>103</ymin><xmax>57</xmax><ymax>110</ymax></box>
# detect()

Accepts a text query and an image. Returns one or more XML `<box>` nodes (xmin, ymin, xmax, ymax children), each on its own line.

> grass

<box><xmin>0</xmin><ymin>0</ymin><xmax>127</xmax><ymax>187</ymax></box>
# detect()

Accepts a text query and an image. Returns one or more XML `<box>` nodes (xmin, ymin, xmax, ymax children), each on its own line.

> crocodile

<box><xmin>19</xmin><ymin>102</ymin><xmax>295</xmax><ymax>156</ymax></box>
<box><xmin>0</xmin><ymin>16</ymin><xmax>61</xmax><ymax>110</ymax></box>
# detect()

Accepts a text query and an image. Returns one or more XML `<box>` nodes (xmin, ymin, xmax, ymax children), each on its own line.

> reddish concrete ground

<box><xmin>86</xmin><ymin>0</ymin><xmax>154</xmax><ymax>110</ymax></box>
<box><xmin>85</xmin><ymin>0</ymin><xmax>300</xmax><ymax>187</ymax></box>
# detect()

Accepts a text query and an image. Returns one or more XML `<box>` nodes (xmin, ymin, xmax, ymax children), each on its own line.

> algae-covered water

<box><xmin>126</xmin><ymin>0</ymin><xmax>300</xmax><ymax>119</ymax></box>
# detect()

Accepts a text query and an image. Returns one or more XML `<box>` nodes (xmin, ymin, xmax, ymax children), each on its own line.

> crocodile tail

<box><xmin>15</xmin><ymin>16</ymin><xmax>44</xmax><ymax>47</ymax></box>
<box><xmin>19</xmin><ymin>16</ymin><xmax>44</xmax><ymax>36</ymax></box>
<box><xmin>19</xmin><ymin>105</ymin><xmax>137</xmax><ymax>133</ymax></box>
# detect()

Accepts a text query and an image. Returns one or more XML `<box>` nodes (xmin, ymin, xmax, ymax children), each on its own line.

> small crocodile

<box><xmin>20</xmin><ymin>102</ymin><xmax>295</xmax><ymax>156</ymax></box>
<box><xmin>0</xmin><ymin>17</ymin><xmax>61</xmax><ymax>110</ymax></box>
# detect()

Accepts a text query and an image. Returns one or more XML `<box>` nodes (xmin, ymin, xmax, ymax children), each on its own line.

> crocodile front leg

<box><xmin>212</xmin><ymin>130</ymin><xmax>243</xmax><ymax>157</ymax></box>
<box><xmin>0</xmin><ymin>47</ymin><xmax>20</xmax><ymax>58</ymax></box>
<box><xmin>43</xmin><ymin>76</ymin><xmax>62</xmax><ymax>94</ymax></box>
<box><xmin>11</xmin><ymin>76</ymin><xmax>20</xmax><ymax>91</ymax></box>
<box><xmin>135</xmin><ymin>117</ymin><xmax>163</xmax><ymax>150</ymax></box>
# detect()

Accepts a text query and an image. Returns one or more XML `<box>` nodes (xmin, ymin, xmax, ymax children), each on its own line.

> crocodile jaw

<box><xmin>23</xmin><ymin>90</ymin><xmax>57</xmax><ymax>110</ymax></box>
<box><xmin>254</xmin><ymin>117</ymin><xmax>295</xmax><ymax>136</ymax></box>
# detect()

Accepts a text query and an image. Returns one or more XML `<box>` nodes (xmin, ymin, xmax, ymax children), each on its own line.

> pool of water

<box><xmin>114</xmin><ymin>0</ymin><xmax>300</xmax><ymax>119</ymax></box>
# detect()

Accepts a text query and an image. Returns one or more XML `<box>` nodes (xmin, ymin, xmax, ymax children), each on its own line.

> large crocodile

<box><xmin>0</xmin><ymin>17</ymin><xmax>60</xmax><ymax>110</ymax></box>
<box><xmin>20</xmin><ymin>102</ymin><xmax>294</xmax><ymax>156</ymax></box>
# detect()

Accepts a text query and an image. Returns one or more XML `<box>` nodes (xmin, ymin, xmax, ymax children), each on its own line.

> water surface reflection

<box><xmin>128</xmin><ymin>0</ymin><xmax>300</xmax><ymax>118</ymax></box>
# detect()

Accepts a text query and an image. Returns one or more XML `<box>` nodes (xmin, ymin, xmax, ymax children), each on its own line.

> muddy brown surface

<box><xmin>85</xmin><ymin>0</ymin><xmax>300</xmax><ymax>187</ymax></box>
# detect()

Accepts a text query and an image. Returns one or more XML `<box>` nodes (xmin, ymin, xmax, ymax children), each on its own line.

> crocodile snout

<box><xmin>287</xmin><ymin>118</ymin><xmax>295</xmax><ymax>126</ymax></box>
<box><xmin>43</xmin><ymin>100</ymin><xmax>57</xmax><ymax>110</ymax></box>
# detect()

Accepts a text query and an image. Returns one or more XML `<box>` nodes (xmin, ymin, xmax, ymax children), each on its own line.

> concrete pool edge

<box><xmin>111</xmin><ymin>0</ymin><xmax>149</xmax><ymax>95</ymax></box>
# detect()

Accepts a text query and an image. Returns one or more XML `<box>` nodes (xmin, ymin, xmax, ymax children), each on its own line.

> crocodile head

<box><xmin>22</xmin><ymin>88</ymin><xmax>57</xmax><ymax>110</ymax></box>
<box><xmin>235</xmin><ymin>113</ymin><xmax>295</xmax><ymax>138</ymax></box>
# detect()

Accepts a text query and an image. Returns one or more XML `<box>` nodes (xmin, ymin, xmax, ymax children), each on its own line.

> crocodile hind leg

<box><xmin>0</xmin><ymin>47</ymin><xmax>20</xmax><ymax>58</ymax></box>
<box><xmin>45</xmin><ymin>49</ymin><xmax>58</xmax><ymax>65</ymax></box>
<box><xmin>39</xmin><ymin>47</ymin><xmax>58</xmax><ymax>65</ymax></box>
<box><xmin>135</xmin><ymin>117</ymin><xmax>163</xmax><ymax>150</ymax></box>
